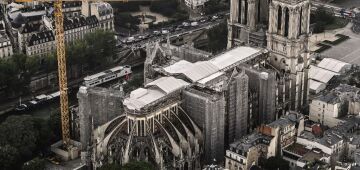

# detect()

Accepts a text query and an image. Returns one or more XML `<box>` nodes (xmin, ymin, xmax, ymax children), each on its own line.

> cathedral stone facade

<box><xmin>228</xmin><ymin>0</ymin><xmax>311</xmax><ymax>111</ymax></box>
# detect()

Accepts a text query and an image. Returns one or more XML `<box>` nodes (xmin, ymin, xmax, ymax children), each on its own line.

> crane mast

<box><xmin>54</xmin><ymin>0</ymin><xmax>70</xmax><ymax>146</ymax></box>
<box><xmin>52</xmin><ymin>0</ymin><xmax>128</xmax><ymax>147</ymax></box>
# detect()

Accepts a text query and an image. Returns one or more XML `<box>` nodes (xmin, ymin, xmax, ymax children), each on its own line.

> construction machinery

<box><xmin>52</xmin><ymin>0</ymin><xmax>128</xmax><ymax>148</ymax></box>
<box><xmin>54</xmin><ymin>0</ymin><xmax>70</xmax><ymax>146</ymax></box>
<box><xmin>13</xmin><ymin>0</ymin><xmax>127</xmax><ymax>148</ymax></box>
<box><xmin>61</xmin><ymin>0</ymin><xmax>133</xmax><ymax>148</ymax></box>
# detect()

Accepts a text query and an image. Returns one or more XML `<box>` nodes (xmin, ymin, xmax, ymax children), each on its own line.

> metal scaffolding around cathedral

<box><xmin>77</xmin><ymin>41</ymin><xmax>275</xmax><ymax>169</ymax></box>
<box><xmin>228</xmin><ymin>0</ymin><xmax>311</xmax><ymax>112</ymax></box>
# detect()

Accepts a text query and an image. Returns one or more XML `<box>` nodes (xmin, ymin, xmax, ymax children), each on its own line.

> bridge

<box><xmin>115</xmin><ymin>19</ymin><xmax>225</xmax><ymax>66</ymax></box>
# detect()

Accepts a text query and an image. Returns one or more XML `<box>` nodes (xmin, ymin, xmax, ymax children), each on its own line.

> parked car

<box><xmin>161</xmin><ymin>29</ymin><xmax>169</xmax><ymax>34</ymax></box>
<box><xmin>153</xmin><ymin>30</ymin><xmax>161</xmax><ymax>35</ymax></box>
<box><xmin>182</xmin><ymin>22</ymin><xmax>190</xmax><ymax>27</ymax></box>
<box><xmin>191</xmin><ymin>22</ymin><xmax>199</xmax><ymax>27</ymax></box>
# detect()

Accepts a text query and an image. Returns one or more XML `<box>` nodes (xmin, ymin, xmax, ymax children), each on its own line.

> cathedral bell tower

<box><xmin>266</xmin><ymin>0</ymin><xmax>311</xmax><ymax>111</ymax></box>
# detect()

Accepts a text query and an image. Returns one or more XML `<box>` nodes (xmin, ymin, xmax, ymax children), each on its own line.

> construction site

<box><xmin>0</xmin><ymin>0</ymin><xmax>319</xmax><ymax>169</ymax></box>
<box><xmin>67</xmin><ymin>35</ymin><xmax>287</xmax><ymax>169</ymax></box>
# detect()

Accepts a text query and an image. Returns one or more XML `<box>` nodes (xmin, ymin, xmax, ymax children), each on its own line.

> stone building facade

<box><xmin>228</xmin><ymin>0</ymin><xmax>270</xmax><ymax>47</ymax></box>
<box><xmin>79</xmin><ymin>77</ymin><xmax>203</xmax><ymax>170</ymax></box>
<box><xmin>225</xmin><ymin>69</ymin><xmax>249</xmax><ymax>144</ymax></box>
<box><xmin>82</xmin><ymin>2</ymin><xmax>114</xmax><ymax>31</ymax></box>
<box><xmin>26</xmin><ymin>15</ymin><xmax>99</xmax><ymax>56</ymax></box>
<box><xmin>183</xmin><ymin>88</ymin><xmax>226</xmax><ymax>164</ymax></box>
<box><xmin>25</xmin><ymin>30</ymin><xmax>55</xmax><ymax>56</ymax></box>
<box><xmin>228</xmin><ymin>0</ymin><xmax>311</xmax><ymax>112</ymax></box>
<box><xmin>0</xmin><ymin>32</ymin><xmax>13</xmax><ymax>59</ymax></box>
<box><xmin>242</xmin><ymin>65</ymin><xmax>277</xmax><ymax>129</ymax></box>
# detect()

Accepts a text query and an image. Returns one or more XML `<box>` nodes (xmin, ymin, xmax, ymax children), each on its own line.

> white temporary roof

<box><xmin>183</xmin><ymin>61</ymin><xmax>219</xmax><ymax>82</ymax></box>
<box><xmin>163</xmin><ymin>60</ymin><xmax>193</xmax><ymax>74</ymax></box>
<box><xmin>309</xmin><ymin>66</ymin><xmax>339</xmax><ymax>83</ymax></box>
<box><xmin>124</xmin><ymin>88</ymin><xmax>165</xmax><ymax>111</ymax></box>
<box><xmin>163</xmin><ymin>46</ymin><xmax>261</xmax><ymax>83</ymax></box>
<box><xmin>197</xmin><ymin>71</ymin><xmax>225</xmax><ymax>85</ymax></box>
<box><xmin>210</xmin><ymin>46</ymin><xmax>260</xmax><ymax>70</ymax></box>
<box><xmin>309</xmin><ymin>80</ymin><xmax>326</xmax><ymax>93</ymax></box>
<box><xmin>146</xmin><ymin>76</ymin><xmax>189</xmax><ymax>94</ymax></box>
<box><xmin>124</xmin><ymin>76</ymin><xmax>189</xmax><ymax>111</ymax></box>
<box><xmin>317</xmin><ymin>58</ymin><xmax>351</xmax><ymax>73</ymax></box>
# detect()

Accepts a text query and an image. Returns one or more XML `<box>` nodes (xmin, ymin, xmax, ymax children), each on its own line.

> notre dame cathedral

<box><xmin>228</xmin><ymin>0</ymin><xmax>311</xmax><ymax>112</ymax></box>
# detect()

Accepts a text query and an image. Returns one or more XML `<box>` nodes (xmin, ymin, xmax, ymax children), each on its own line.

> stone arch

<box><xmin>184</xmin><ymin>162</ymin><xmax>189</xmax><ymax>170</ymax></box>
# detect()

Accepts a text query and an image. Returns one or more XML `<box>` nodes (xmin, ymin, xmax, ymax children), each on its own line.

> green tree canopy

<box><xmin>0</xmin><ymin>115</ymin><xmax>39</xmax><ymax>159</ymax></box>
<box><xmin>204</xmin><ymin>0</ymin><xmax>228</xmax><ymax>15</ymax></box>
<box><xmin>122</xmin><ymin>161</ymin><xmax>155</xmax><ymax>170</ymax></box>
<box><xmin>207</xmin><ymin>21</ymin><xmax>228</xmax><ymax>53</ymax></box>
<box><xmin>0</xmin><ymin>145</ymin><xmax>20</xmax><ymax>170</ymax></box>
<box><xmin>22</xmin><ymin>157</ymin><xmax>46</xmax><ymax>170</ymax></box>
<box><xmin>99</xmin><ymin>161</ymin><xmax>155</xmax><ymax>170</ymax></box>
<box><xmin>262</xmin><ymin>156</ymin><xmax>289</xmax><ymax>170</ymax></box>
<box><xmin>97</xmin><ymin>163</ymin><xmax>122</xmax><ymax>170</ymax></box>
<box><xmin>312</xmin><ymin>7</ymin><xmax>335</xmax><ymax>33</ymax></box>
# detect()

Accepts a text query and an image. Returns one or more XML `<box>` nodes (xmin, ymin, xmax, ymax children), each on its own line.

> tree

<box><xmin>84</xmin><ymin>30</ymin><xmax>116</xmax><ymax>69</ymax></box>
<box><xmin>0</xmin><ymin>115</ymin><xmax>39</xmax><ymax>159</ymax></box>
<box><xmin>22</xmin><ymin>157</ymin><xmax>46</xmax><ymax>170</ymax></box>
<box><xmin>97</xmin><ymin>163</ymin><xmax>122</xmax><ymax>170</ymax></box>
<box><xmin>114</xmin><ymin>13</ymin><xmax>140</xmax><ymax>30</ymax></box>
<box><xmin>262</xmin><ymin>156</ymin><xmax>289</xmax><ymax>170</ymax></box>
<box><xmin>204</xmin><ymin>0</ymin><xmax>228</xmax><ymax>15</ymax></box>
<box><xmin>150</xmin><ymin>0</ymin><xmax>178</xmax><ymax>17</ymax></box>
<box><xmin>99</xmin><ymin>161</ymin><xmax>155</xmax><ymax>170</ymax></box>
<box><xmin>49</xmin><ymin>109</ymin><xmax>62</xmax><ymax>142</ymax></box>
<box><xmin>0</xmin><ymin>145</ymin><xmax>20</xmax><ymax>170</ymax></box>
<box><xmin>122</xmin><ymin>161</ymin><xmax>155</xmax><ymax>170</ymax></box>
<box><xmin>312</xmin><ymin>7</ymin><xmax>335</xmax><ymax>33</ymax></box>
<box><xmin>33</xmin><ymin>118</ymin><xmax>54</xmax><ymax>150</ymax></box>
<box><xmin>207</xmin><ymin>21</ymin><xmax>228</xmax><ymax>53</ymax></box>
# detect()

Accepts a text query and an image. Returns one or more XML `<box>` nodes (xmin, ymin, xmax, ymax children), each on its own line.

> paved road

<box><xmin>121</xmin><ymin>18</ymin><xmax>225</xmax><ymax>51</ymax></box>
<box><xmin>330</xmin><ymin>0</ymin><xmax>360</xmax><ymax>8</ymax></box>
<box><xmin>321</xmin><ymin>23</ymin><xmax>360</xmax><ymax>65</ymax></box>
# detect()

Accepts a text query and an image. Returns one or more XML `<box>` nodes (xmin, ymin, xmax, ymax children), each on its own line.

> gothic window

<box><xmin>285</xmin><ymin>8</ymin><xmax>290</xmax><ymax>37</ymax></box>
<box><xmin>257</xmin><ymin>0</ymin><xmax>261</xmax><ymax>23</ymax></box>
<box><xmin>299</xmin><ymin>7</ymin><xmax>303</xmax><ymax>36</ymax></box>
<box><xmin>244</xmin><ymin>0</ymin><xmax>248</xmax><ymax>25</ymax></box>
<box><xmin>283</xmin><ymin>43</ymin><xmax>286</xmax><ymax>52</ymax></box>
<box><xmin>277</xmin><ymin>7</ymin><xmax>282</xmax><ymax>33</ymax></box>
<box><xmin>238</xmin><ymin>0</ymin><xmax>242</xmax><ymax>23</ymax></box>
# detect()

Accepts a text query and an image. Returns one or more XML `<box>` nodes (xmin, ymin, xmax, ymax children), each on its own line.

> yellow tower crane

<box><xmin>54</xmin><ymin>0</ymin><xmax>70</xmax><ymax>145</ymax></box>
<box><xmin>14</xmin><ymin>0</ymin><xmax>128</xmax><ymax>147</ymax></box>
<box><xmin>53</xmin><ymin>0</ymin><xmax>128</xmax><ymax>146</ymax></box>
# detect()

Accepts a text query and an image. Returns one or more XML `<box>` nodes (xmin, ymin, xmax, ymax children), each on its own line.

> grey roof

<box><xmin>20</xmin><ymin>23</ymin><xmax>41</xmax><ymax>34</ymax></box>
<box><xmin>123</xmin><ymin>76</ymin><xmax>189</xmax><ymax>111</ymax></box>
<box><xmin>350</xmin><ymin>135</ymin><xmax>360</xmax><ymax>145</ymax></box>
<box><xmin>62</xmin><ymin>1</ymin><xmax>81</xmax><ymax>8</ymax></box>
<box><xmin>267</xmin><ymin>112</ymin><xmax>302</xmax><ymax>128</ymax></box>
<box><xmin>145</xmin><ymin>76</ymin><xmax>190</xmax><ymax>94</ymax></box>
<box><xmin>229</xmin><ymin>132</ymin><xmax>272</xmax><ymax>153</ymax></box>
<box><xmin>300</xmin><ymin>115</ymin><xmax>360</xmax><ymax>147</ymax></box>
<box><xmin>317</xmin><ymin>58</ymin><xmax>351</xmax><ymax>73</ymax></box>
<box><xmin>27</xmin><ymin>30</ymin><xmax>54</xmax><ymax>46</ymax></box>
<box><xmin>316</xmin><ymin>92</ymin><xmax>340</xmax><ymax>104</ymax></box>
<box><xmin>309</xmin><ymin>65</ymin><xmax>339</xmax><ymax>83</ymax></box>
<box><xmin>334</xmin><ymin>84</ymin><xmax>360</xmax><ymax>93</ymax></box>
